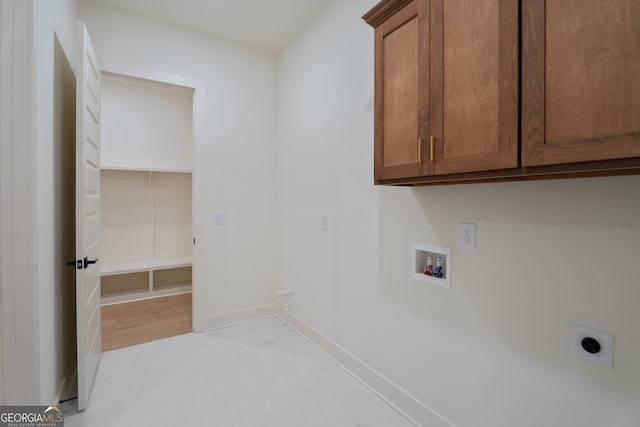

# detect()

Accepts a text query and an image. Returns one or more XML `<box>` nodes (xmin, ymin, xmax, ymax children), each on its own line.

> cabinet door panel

<box><xmin>444</xmin><ymin>0</ymin><xmax>499</xmax><ymax>158</ymax></box>
<box><xmin>374</xmin><ymin>0</ymin><xmax>430</xmax><ymax>181</ymax></box>
<box><xmin>382</xmin><ymin>15</ymin><xmax>419</xmax><ymax>167</ymax></box>
<box><xmin>523</xmin><ymin>0</ymin><xmax>640</xmax><ymax>166</ymax></box>
<box><xmin>432</xmin><ymin>0</ymin><xmax>518</xmax><ymax>175</ymax></box>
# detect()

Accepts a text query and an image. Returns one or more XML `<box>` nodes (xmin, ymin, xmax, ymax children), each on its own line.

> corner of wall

<box><xmin>275</xmin><ymin>308</ymin><xmax>456</xmax><ymax>427</ymax></box>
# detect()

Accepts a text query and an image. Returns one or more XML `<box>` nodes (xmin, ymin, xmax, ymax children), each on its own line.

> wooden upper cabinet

<box><xmin>364</xmin><ymin>0</ymin><xmax>430</xmax><ymax>181</ymax></box>
<box><xmin>431</xmin><ymin>0</ymin><xmax>518</xmax><ymax>175</ymax></box>
<box><xmin>522</xmin><ymin>0</ymin><xmax>640</xmax><ymax>166</ymax></box>
<box><xmin>364</xmin><ymin>0</ymin><xmax>518</xmax><ymax>182</ymax></box>
<box><xmin>366</xmin><ymin>0</ymin><xmax>640</xmax><ymax>185</ymax></box>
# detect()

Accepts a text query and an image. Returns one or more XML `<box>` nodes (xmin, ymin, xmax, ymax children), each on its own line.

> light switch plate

<box><xmin>571</xmin><ymin>324</ymin><xmax>614</xmax><ymax>369</ymax></box>
<box><xmin>459</xmin><ymin>222</ymin><xmax>476</xmax><ymax>249</ymax></box>
<box><xmin>321</xmin><ymin>214</ymin><xmax>328</xmax><ymax>231</ymax></box>
<box><xmin>214</xmin><ymin>211</ymin><xmax>223</xmax><ymax>226</ymax></box>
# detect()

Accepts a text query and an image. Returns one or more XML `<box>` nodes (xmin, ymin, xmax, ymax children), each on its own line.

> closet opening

<box><xmin>98</xmin><ymin>72</ymin><xmax>195</xmax><ymax>351</ymax></box>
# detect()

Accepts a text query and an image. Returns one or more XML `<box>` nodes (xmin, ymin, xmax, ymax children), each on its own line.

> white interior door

<box><xmin>75</xmin><ymin>21</ymin><xmax>102</xmax><ymax>411</ymax></box>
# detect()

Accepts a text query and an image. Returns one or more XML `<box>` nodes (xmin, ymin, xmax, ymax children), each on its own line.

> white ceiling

<box><xmin>89</xmin><ymin>0</ymin><xmax>333</xmax><ymax>53</ymax></box>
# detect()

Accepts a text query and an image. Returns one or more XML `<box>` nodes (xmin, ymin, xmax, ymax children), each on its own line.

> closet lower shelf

<box><xmin>101</xmin><ymin>284</ymin><xmax>191</xmax><ymax>306</ymax></box>
<box><xmin>100</xmin><ymin>259</ymin><xmax>193</xmax><ymax>306</ymax></box>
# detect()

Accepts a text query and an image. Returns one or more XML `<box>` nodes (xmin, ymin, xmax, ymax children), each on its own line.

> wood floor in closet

<box><xmin>101</xmin><ymin>293</ymin><xmax>192</xmax><ymax>352</ymax></box>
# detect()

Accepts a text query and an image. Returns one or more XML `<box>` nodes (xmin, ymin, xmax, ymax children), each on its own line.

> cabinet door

<box><xmin>430</xmin><ymin>0</ymin><xmax>518</xmax><ymax>175</ymax></box>
<box><xmin>523</xmin><ymin>0</ymin><xmax>640</xmax><ymax>166</ymax></box>
<box><xmin>373</xmin><ymin>0</ymin><xmax>430</xmax><ymax>181</ymax></box>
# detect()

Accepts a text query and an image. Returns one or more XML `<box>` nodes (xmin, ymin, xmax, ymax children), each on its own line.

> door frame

<box><xmin>0</xmin><ymin>0</ymin><xmax>40</xmax><ymax>403</ymax></box>
<box><xmin>98</xmin><ymin>66</ymin><xmax>205</xmax><ymax>332</ymax></box>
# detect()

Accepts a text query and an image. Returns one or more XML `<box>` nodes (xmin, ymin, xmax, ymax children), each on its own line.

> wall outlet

<box><xmin>321</xmin><ymin>213</ymin><xmax>328</xmax><ymax>230</ymax></box>
<box><xmin>459</xmin><ymin>222</ymin><xmax>476</xmax><ymax>249</ymax></box>
<box><xmin>571</xmin><ymin>324</ymin><xmax>614</xmax><ymax>369</ymax></box>
<box><xmin>214</xmin><ymin>211</ymin><xmax>223</xmax><ymax>225</ymax></box>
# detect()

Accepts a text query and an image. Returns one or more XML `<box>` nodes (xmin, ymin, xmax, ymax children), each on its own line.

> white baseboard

<box><xmin>276</xmin><ymin>306</ymin><xmax>456</xmax><ymax>427</ymax></box>
<box><xmin>201</xmin><ymin>304</ymin><xmax>277</xmax><ymax>332</ymax></box>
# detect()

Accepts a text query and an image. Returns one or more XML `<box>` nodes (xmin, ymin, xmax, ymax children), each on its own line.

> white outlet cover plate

<box><xmin>321</xmin><ymin>214</ymin><xmax>328</xmax><ymax>230</ymax></box>
<box><xmin>571</xmin><ymin>324</ymin><xmax>614</xmax><ymax>369</ymax></box>
<box><xmin>459</xmin><ymin>222</ymin><xmax>476</xmax><ymax>249</ymax></box>
<box><xmin>214</xmin><ymin>211</ymin><xmax>223</xmax><ymax>225</ymax></box>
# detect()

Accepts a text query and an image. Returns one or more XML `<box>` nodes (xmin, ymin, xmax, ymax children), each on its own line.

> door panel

<box><xmin>382</xmin><ymin>17</ymin><xmax>419</xmax><ymax>168</ymax></box>
<box><xmin>374</xmin><ymin>0</ymin><xmax>430</xmax><ymax>181</ymax></box>
<box><xmin>76</xmin><ymin>21</ymin><xmax>102</xmax><ymax>411</ymax></box>
<box><xmin>443</xmin><ymin>0</ymin><xmax>499</xmax><ymax>158</ymax></box>
<box><xmin>432</xmin><ymin>0</ymin><xmax>518</xmax><ymax>175</ymax></box>
<box><xmin>522</xmin><ymin>0</ymin><xmax>640</xmax><ymax>166</ymax></box>
<box><xmin>546</xmin><ymin>0</ymin><xmax>640</xmax><ymax>145</ymax></box>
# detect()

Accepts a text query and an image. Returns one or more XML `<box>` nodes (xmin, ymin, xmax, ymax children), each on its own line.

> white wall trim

<box><xmin>0</xmin><ymin>0</ymin><xmax>39</xmax><ymax>404</ymax></box>
<box><xmin>201</xmin><ymin>304</ymin><xmax>277</xmax><ymax>332</ymax></box>
<box><xmin>276</xmin><ymin>308</ymin><xmax>457</xmax><ymax>427</ymax></box>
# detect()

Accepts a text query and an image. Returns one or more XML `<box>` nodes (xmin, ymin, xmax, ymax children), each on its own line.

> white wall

<box><xmin>33</xmin><ymin>0</ymin><xmax>78</xmax><ymax>404</ymax></box>
<box><xmin>78</xmin><ymin>1</ymin><xmax>278</xmax><ymax>329</ymax></box>
<box><xmin>277</xmin><ymin>1</ymin><xmax>640</xmax><ymax>426</ymax></box>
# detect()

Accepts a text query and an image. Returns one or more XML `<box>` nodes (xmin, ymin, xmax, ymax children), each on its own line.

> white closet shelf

<box><xmin>101</xmin><ymin>257</ymin><xmax>192</xmax><ymax>276</ymax></box>
<box><xmin>100</xmin><ymin>165</ymin><xmax>192</xmax><ymax>173</ymax></box>
<box><xmin>101</xmin><ymin>286</ymin><xmax>191</xmax><ymax>306</ymax></box>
